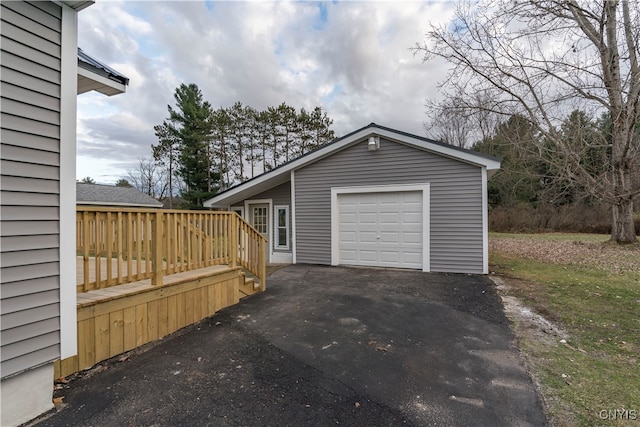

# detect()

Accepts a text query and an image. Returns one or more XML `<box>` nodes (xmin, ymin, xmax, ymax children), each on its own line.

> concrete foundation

<box><xmin>1</xmin><ymin>363</ymin><xmax>54</xmax><ymax>427</ymax></box>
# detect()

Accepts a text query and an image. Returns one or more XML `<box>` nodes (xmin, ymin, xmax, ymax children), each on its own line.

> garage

<box><xmin>330</xmin><ymin>184</ymin><xmax>430</xmax><ymax>271</ymax></box>
<box><xmin>205</xmin><ymin>124</ymin><xmax>501</xmax><ymax>274</ymax></box>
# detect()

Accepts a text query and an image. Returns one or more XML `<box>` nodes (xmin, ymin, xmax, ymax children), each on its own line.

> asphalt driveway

<box><xmin>35</xmin><ymin>265</ymin><xmax>546</xmax><ymax>426</ymax></box>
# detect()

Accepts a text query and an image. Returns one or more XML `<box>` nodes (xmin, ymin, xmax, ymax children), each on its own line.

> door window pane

<box><xmin>253</xmin><ymin>207</ymin><xmax>267</xmax><ymax>234</ymax></box>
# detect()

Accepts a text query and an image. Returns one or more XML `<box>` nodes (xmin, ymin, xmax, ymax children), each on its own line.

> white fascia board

<box><xmin>204</xmin><ymin>125</ymin><xmax>500</xmax><ymax>207</ymax></box>
<box><xmin>373</xmin><ymin>128</ymin><xmax>501</xmax><ymax>171</ymax></box>
<box><xmin>77</xmin><ymin>67</ymin><xmax>126</xmax><ymax>96</ymax></box>
<box><xmin>59</xmin><ymin>1</ymin><xmax>94</xmax><ymax>11</ymax></box>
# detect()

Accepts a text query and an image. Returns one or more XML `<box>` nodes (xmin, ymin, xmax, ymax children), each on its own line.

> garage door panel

<box><xmin>401</xmin><ymin>252</ymin><xmax>422</xmax><ymax>267</ymax></box>
<box><xmin>340</xmin><ymin>223</ymin><xmax>358</xmax><ymax>232</ymax></box>
<box><xmin>359</xmin><ymin>213</ymin><xmax>377</xmax><ymax>223</ymax></box>
<box><xmin>403</xmin><ymin>232</ymin><xmax>421</xmax><ymax>244</ymax></box>
<box><xmin>340</xmin><ymin>231</ymin><xmax>357</xmax><ymax>242</ymax></box>
<box><xmin>379</xmin><ymin>193</ymin><xmax>399</xmax><ymax>203</ymax></box>
<box><xmin>379</xmin><ymin>222</ymin><xmax>401</xmax><ymax>232</ymax></box>
<box><xmin>380</xmin><ymin>212</ymin><xmax>399</xmax><ymax>223</ymax></box>
<box><xmin>359</xmin><ymin>199</ymin><xmax>378</xmax><ymax>207</ymax></box>
<box><xmin>340</xmin><ymin>249</ymin><xmax>357</xmax><ymax>263</ymax></box>
<box><xmin>402</xmin><ymin>192</ymin><xmax>421</xmax><ymax>201</ymax></box>
<box><xmin>380</xmin><ymin>252</ymin><xmax>400</xmax><ymax>263</ymax></box>
<box><xmin>337</xmin><ymin>190</ymin><xmax>424</xmax><ymax>270</ymax></box>
<box><xmin>359</xmin><ymin>250</ymin><xmax>378</xmax><ymax>262</ymax></box>
<box><xmin>380</xmin><ymin>231</ymin><xmax>399</xmax><ymax>243</ymax></box>
<box><xmin>403</xmin><ymin>212</ymin><xmax>422</xmax><ymax>223</ymax></box>
<box><xmin>358</xmin><ymin>232</ymin><xmax>378</xmax><ymax>243</ymax></box>
<box><xmin>340</xmin><ymin>212</ymin><xmax>357</xmax><ymax>222</ymax></box>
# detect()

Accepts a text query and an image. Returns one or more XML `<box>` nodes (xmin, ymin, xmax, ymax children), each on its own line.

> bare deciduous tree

<box><xmin>127</xmin><ymin>158</ymin><xmax>168</xmax><ymax>200</ymax></box>
<box><xmin>425</xmin><ymin>94</ymin><xmax>500</xmax><ymax>148</ymax></box>
<box><xmin>414</xmin><ymin>0</ymin><xmax>640</xmax><ymax>243</ymax></box>
<box><xmin>424</xmin><ymin>107</ymin><xmax>475</xmax><ymax>148</ymax></box>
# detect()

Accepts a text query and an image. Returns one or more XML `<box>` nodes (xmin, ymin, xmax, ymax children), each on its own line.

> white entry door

<box><xmin>337</xmin><ymin>191</ymin><xmax>424</xmax><ymax>269</ymax></box>
<box><xmin>249</xmin><ymin>203</ymin><xmax>269</xmax><ymax>242</ymax></box>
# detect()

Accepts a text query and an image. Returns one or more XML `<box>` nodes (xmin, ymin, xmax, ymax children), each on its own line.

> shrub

<box><xmin>488</xmin><ymin>203</ymin><xmax>626</xmax><ymax>234</ymax></box>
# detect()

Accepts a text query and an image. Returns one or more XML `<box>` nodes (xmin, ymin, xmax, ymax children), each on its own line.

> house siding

<box><xmin>233</xmin><ymin>181</ymin><xmax>292</xmax><ymax>253</ymax></box>
<box><xmin>294</xmin><ymin>137</ymin><xmax>484</xmax><ymax>273</ymax></box>
<box><xmin>1</xmin><ymin>1</ymin><xmax>63</xmax><ymax>378</ymax></box>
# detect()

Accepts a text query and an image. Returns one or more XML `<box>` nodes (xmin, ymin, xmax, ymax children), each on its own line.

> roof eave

<box><xmin>77</xmin><ymin>201</ymin><xmax>163</xmax><ymax>208</ymax></box>
<box><xmin>77</xmin><ymin>65</ymin><xmax>127</xmax><ymax>96</ymax></box>
<box><xmin>60</xmin><ymin>1</ymin><xmax>94</xmax><ymax>11</ymax></box>
<box><xmin>203</xmin><ymin>124</ymin><xmax>502</xmax><ymax>207</ymax></box>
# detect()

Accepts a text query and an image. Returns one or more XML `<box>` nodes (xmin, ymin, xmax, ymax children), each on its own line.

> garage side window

<box><xmin>274</xmin><ymin>205</ymin><xmax>289</xmax><ymax>250</ymax></box>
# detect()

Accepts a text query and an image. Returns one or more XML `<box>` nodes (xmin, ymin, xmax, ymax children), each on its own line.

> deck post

<box><xmin>259</xmin><ymin>237</ymin><xmax>267</xmax><ymax>291</ymax></box>
<box><xmin>229</xmin><ymin>213</ymin><xmax>238</xmax><ymax>268</ymax></box>
<box><xmin>151</xmin><ymin>211</ymin><xmax>164</xmax><ymax>285</ymax></box>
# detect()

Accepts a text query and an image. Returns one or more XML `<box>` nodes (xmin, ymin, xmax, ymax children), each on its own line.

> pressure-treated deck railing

<box><xmin>76</xmin><ymin>207</ymin><xmax>267</xmax><ymax>293</ymax></box>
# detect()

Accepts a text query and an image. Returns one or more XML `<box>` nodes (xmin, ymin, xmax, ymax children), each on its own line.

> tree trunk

<box><xmin>611</xmin><ymin>199</ymin><xmax>636</xmax><ymax>243</ymax></box>
<box><xmin>610</xmin><ymin>160</ymin><xmax>636</xmax><ymax>243</ymax></box>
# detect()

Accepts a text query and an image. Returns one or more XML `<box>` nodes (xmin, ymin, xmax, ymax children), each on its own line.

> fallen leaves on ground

<box><xmin>490</xmin><ymin>237</ymin><xmax>640</xmax><ymax>274</ymax></box>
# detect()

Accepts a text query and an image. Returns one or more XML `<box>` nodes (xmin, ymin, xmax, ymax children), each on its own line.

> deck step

<box><xmin>239</xmin><ymin>275</ymin><xmax>261</xmax><ymax>297</ymax></box>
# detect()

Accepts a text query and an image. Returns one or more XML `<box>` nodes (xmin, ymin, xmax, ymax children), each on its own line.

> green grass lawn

<box><xmin>490</xmin><ymin>233</ymin><xmax>640</xmax><ymax>426</ymax></box>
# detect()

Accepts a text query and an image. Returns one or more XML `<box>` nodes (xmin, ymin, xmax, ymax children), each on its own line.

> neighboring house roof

<box><xmin>77</xmin><ymin>183</ymin><xmax>163</xmax><ymax>208</ymax></box>
<box><xmin>77</xmin><ymin>48</ymin><xmax>129</xmax><ymax>96</ymax></box>
<box><xmin>203</xmin><ymin>123</ymin><xmax>501</xmax><ymax>208</ymax></box>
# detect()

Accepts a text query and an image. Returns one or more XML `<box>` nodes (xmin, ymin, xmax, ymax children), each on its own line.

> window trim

<box><xmin>274</xmin><ymin>205</ymin><xmax>290</xmax><ymax>250</ymax></box>
<box><xmin>230</xmin><ymin>206</ymin><xmax>244</xmax><ymax>218</ymax></box>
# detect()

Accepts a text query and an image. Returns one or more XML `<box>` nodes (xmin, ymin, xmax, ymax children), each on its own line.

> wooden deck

<box><xmin>75</xmin><ymin>208</ymin><xmax>267</xmax><ymax>292</ymax></box>
<box><xmin>55</xmin><ymin>207</ymin><xmax>267</xmax><ymax>379</ymax></box>
<box><xmin>56</xmin><ymin>264</ymin><xmax>248</xmax><ymax>379</ymax></box>
<box><xmin>76</xmin><ymin>256</ymin><xmax>260</xmax><ymax>299</ymax></box>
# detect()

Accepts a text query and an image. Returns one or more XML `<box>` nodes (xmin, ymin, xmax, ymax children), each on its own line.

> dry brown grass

<box><xmin>490</xmin><ymin>233</ymin><xmax>640</xmax><ymax>274</ymax></box>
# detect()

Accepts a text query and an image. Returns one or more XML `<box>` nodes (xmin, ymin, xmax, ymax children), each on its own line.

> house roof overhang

<box><xmin>77</xmin><ymin>48</ymin><xmax>129</xmax><ymax>96</ymax></box>
<box><xmin>203</xmin><ymin>123</ymin><xmax>501</xmax><ymax>208</ymax></box>
<box><xmin>76</xmin><ymin>201</ymin><xmax>163</xmax><ymax>208</ymax></box>
<box><xmin>60</xmin><ymin>1</ymin><xmax>95</xmax><ymax>11</ymax></box>
<box><xmin>76</xmin><ymin>183</ymin><xmax>163</xmax><ymax>208</ymax></box>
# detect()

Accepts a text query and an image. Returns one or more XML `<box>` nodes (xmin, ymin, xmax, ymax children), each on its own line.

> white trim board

<box><xmin>290</xmin><ymin>170</ymin><xmax>297</xmax><ymax>264</ymax></box>
<box><xmin>330</xmin><ymin>183</ymin><xmax>430</xmax><ymax>272</ymax></box>
<box><xmin>481</xmin><ymin>167</ymin><xmax>489</xmax><ymax>274</ymax></box>
<box><xmin>273</xmin><ymin>205</ymin><xmax>290</xmax><ymax>250</ymax></box>
<box><xmin>271</xmin><ymin>252</ymin><xmax>293</xmax><ymax>264</ymax></box>
<box><xmin>59</xmin><ymin>3</ymin><xmax>79</xmax><ymax>359</ymax></box>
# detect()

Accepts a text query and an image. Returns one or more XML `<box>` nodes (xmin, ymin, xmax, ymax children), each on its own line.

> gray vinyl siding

<box><xmin>1</xmin><ymin>1</ymin><xmax>62</xmax><ymax>379</ymax></box>
<box><xmin>294</xmin><ymin>138</ymin><xmax>484</xmax><ymax>273</ymax></box>
<box><xmin>234</xmin><ymin>181</ymin><xmax>292</xmax><ymax>253</ymax></box>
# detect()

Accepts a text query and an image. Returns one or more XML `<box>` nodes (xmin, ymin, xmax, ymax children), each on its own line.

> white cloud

<box><xmin>76</xmin><ymin>1</ymin><xmax>456</xmax><ymax>183</ymax></box>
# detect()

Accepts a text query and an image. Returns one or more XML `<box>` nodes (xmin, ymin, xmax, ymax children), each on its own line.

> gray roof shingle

<box><xmin>77</xmin><ymin>183</ymin><xmax>163</xmax><ymax>208</ymax></box>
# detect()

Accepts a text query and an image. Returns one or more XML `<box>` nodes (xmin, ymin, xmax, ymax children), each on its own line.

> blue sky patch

<box><xmin>314</xmin><ymin>2</ymin><xmax>328</xmax><ymax>30</ymax></box>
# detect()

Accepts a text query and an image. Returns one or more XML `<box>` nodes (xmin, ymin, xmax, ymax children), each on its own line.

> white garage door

<box><xmin>338</xmin><ymin>191</ymin><xmax>423</xmax><ymax>269</ymax></box>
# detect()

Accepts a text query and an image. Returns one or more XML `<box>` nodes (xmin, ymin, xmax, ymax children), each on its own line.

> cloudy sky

<box><xmin>76</xmin><ymin>1</ymin><xmax>455</xmax><ymax>184</ymax></box>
